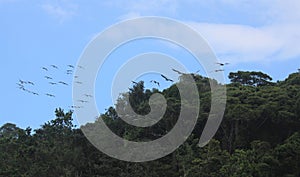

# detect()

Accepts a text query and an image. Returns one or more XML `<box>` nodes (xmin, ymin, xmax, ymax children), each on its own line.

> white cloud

<box><xmin>42</xmin><ymin>3</ymin><xmax>77</xmax><ymax>23</ymax></box>
<box><xmin>118</xmin><ymin>12</ymin><xmax>141</xmax><ymax>21</ymax></box>
<box><xmin>187</xmin><ymin>22</ymin><xmax>300</xmax><ymax>63</ymax></box>
<box><xmin>109</xmin><ymin>0</ymin><xmax>300</xmax><ymax>63</ymax></box>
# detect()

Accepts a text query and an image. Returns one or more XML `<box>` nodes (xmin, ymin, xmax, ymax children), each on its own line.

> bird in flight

<box><xmin>50</xmin><ymin>65</ymin><xmax>58</xmax><ymax>69</ymax></box>
<box><xmin>215</xmin><ymin>62</ymin><xmax>229</xmax><ymax>66</ymax></box>
<box><xmin>19</xmin><ymin>79</ymin><xmax>27</xmax><ymax>84</ymax></box>
<box><xmin>75</xmin><ymin>81</ymin><xmax>83</xmax><ymax>84</ymax></box>
<box><xmin>27</xmin><ymin>81</ymin><xmax>34</xmax><ymax>85</ymax></box>
<box><xmin>69</xmin><ymin>105</ymin><xmax>82</xmax><ymax>109</ymax></box>
<box><xmin>150</xmin><ymin>80</ymin><xmax>160</xmax><ymax>87</ymax></box>
<box><xmin>131</xmin><ymin>81</ymin><xmax>138</xmax><ymax>84</ymax></box>
<box><xmin>16</xmin><ymin>83</ymin><xmax>24</xmax><ymax>88</ymax></box>
<box><xmin>44</xmin><ymin>76</ymin><xmax>53</xmax><ymax>80</ymax></box>
<box><xmin>211</xmin><ymin>69</ymin><xmax>225</xmax><ymax>73</ymax></box>
<box><xmin>58</xmin><ymin>81</ymin><xmax>68</xmax><ymax>86</ymax></box>
<box><xmin>31</xmin><ymin>92</ymin><xmax>39</xmax><ymax>96</ymax></box>
<box><xmin>77</xmin><ymin>99</ymin><xmax>88</xmax><ymax>103</ymax></box>
<box><xmin>45</xmin><ymin>93</ymin><xmax>55</xmax><ymax>97</ymax></box>
<box><xmin>161</xmin><ymin>74</ymin><xmax>174</xmax><ymax>82</ymax></box>
<box><xmin>84</xmin><ymin>94</ymin><xmax>93</xmax><ymax>98</ymax></box>
<box><xmin>172</xmin><ymin>68</ymin><xmax>185</xmax><ymax>75</ymax></box>
<box><xmin>42</xmin><ymin>67</ymin><xmax>48</xmax><ymax>71</ymax></box>
<box><xmin>68</xmin><ymin>65</ymin><xmax>74</xmax><ymax>68</ymax></box>
<box><xmin>49</xmin><ymin>82</ymin><xmax>57</xmax><ymax>85</ymax></box>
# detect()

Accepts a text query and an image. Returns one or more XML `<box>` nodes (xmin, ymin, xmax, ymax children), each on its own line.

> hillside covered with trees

<box><xmin>1</xmin><ymin>71</ymin><xmax>300</xmax><ymax>177</ymax></box>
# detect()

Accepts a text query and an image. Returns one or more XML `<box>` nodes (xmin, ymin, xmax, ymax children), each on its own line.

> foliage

<box><xmin>1</xmin><ymin>71</ymin><xmax>300</xmax><ymax>176</ymax></box>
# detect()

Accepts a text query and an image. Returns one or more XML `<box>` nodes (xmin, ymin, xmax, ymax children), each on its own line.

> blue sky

<box><xmin>1</xmin><ymin>0</ymin><xmax>300</xmax><ymax>129</ymax></box>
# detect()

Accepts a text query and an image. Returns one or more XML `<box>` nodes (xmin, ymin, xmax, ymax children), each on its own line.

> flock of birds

<box><xmin>132</xmin><ymin>62</ymin><xmax>230</xmax><ymax>87</ymax></box>
<box><xmin>17</xmin><ymin>64</ymin><xmax>93</xmax><ymax>110</ymax></box>
<box><xmin>17</xmin><ymin>62</ymin><xmax>229</xmax><ymax>110</ymax></box>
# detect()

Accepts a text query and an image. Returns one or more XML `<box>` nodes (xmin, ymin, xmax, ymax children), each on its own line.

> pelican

<box><xmin>161</xmin><ymin>74</ymin><xmax>174</xmax><ymax>82</ymax></box>
<box><xmin>150</xmin><ymin>80</ymin><xmax>160</xmax><ymax>87</ymax></box>
<box><xmin>58</xmin><ymin>81</ymin><xmax>68</xmax><ymax>86</ymax></box>
<box><xmin>50</xmin><ymin>65</ymin><xmax>58</xmax><ymax>69</ymax></box>
<box><xmin>19</xmin><ymin>79</ymin><xmax>27</xmax><ymax>84</ymax></box>
<box><xmin>215</xmin><ymin>62</ymin><xmax>229</xmax><ymax>66</ymax></box>
<box><xmin>84</xmin><ymin>94</ymin><xmax>93</xmax><ymax>98</ymax></box>
<box><xmin>77</xmin><ymin>99</ymin><xmax>88</xmax><ymax>103</ymax></box>
<box><xmin>45</xmin><ymin>93</ymin><xmax>55</xmax><ymax>97</ymax></box>
<box><xmin>27</xmin><ymin>81</ymin><xmax>34</xmax><ymax>85</ymax></box>
<box><xmin>172</xmin><ymin>68</ymin><xmax>185</xmax><ymax>75</ymax></box>
<box><xmin>49</xmin><ymin>82</ymin><xmax>57</xmax><ymax>85</ymax></box>
<box><xmin>211</xmin><ymin>69</ymin><xmax>224</xmax><ymax>73</ymax></box>
<box><xmin>44</xmin><ymin>76</ymin><xmax>53</xmax><ymax>80</ymax></box>
<box><xmin>31</xmin><ymin>92</ymin><xmax>39</xmax><ymax>96</ymax></box>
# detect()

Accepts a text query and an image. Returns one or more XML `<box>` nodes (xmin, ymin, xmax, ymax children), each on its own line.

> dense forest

<box><xmin>1</xmin><ymin>70</ymin><xmax>300</xmax><ymax>177</ymax></box>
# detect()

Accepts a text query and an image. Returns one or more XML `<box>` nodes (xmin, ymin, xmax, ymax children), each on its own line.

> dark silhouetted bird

<box><xmin>58</xmin><ymin>81</ymin><xmax>68</xmax><ymax>86</ymax></box>
<box><xmin>211</xmin><ymin>69</ymin><xmax>224</xmax><ymax>72</ymax></box>
<box><xmin>27</xmin><ymin>81</ymin><xmax>34</xmax><ymax>85</ymax></box>
<box><xmin>19</xmin><ymin>79</ymin><xmax>27</xmax><ymax>84</ymax></box>
<box><xmin>49</xmin><ymin>82</ymin><xmax>57</xmax><ymax>85</ymax></box>
<box><xmin>161</xmin><ymin>74</ymin><xmax>174</xmax><ymax>82</ymax></box>
<box><xmin>50</xmin><ymin>65</ymin><xmax>58</xmax><ymax>69</ymax></box>
<box><xmin>172</xmin><ymin>68</ymin><xmax>185</xmax><ymax>75</ymax></box>
<box><xmin>45</xmin><ymin>76</ymin><xmax>53</xmax><ymax>80</ymax></box>
<box><xmin>77</xmin><ymin>100</ymin><xmax>88</xmax><ymax>103</ymax></box>
<box><xmin>150</xmin><ymin>80</ymin><xmax>160</xmax><ymax>87</ymax></box>
<box><xmin>45</xmin><ymin>93</ymin><xmax>55</xmax><ymax>97</ymax></box>
<box><xmin>31</xmin><ymin>92</ymin><xmax>39</xmax><ymax>95</ymax></box>
<box><xmin>215</xmin><ymin>62</ymin><xmax>229</xmax><ymax>66</ymax></box>
<box><xmin>84</xmin><ymin>94</ymin><xmax>93</xmax><ymax>98</ymax></box>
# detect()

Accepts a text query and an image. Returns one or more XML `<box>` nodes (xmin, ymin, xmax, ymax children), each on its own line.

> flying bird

<box><xmin>45</xmin><ymin>93</ymin><xmax>55</xmax><ymax>97</ymax></box>
<box><xmin>84</xmin><ymin>94</ymin><xmax>93</xmax><ymax>98</ymax></box>
<box><xmin>58</xmin><ymin>81</ymin><xmax>68</xmax><ymax>86</ymax></box>
<box><xmin>27</xmin><ymin>81</ymin><xmax>34</xmax><ymax>85</ymax></box>
<box><xmin>74</xmin><ymin>76</ymin><xmax>79</xmax><ymax>79</ymax></box>
<box><xmin>77</xmin><ymin>100</ymin><xmax>88</xmax><ymax>103</ymax></box>
<box><xmin>19</xmin><ymin>79</ymin><xmax>27</xmax><ymax>84</ymax></box>
<box><xmin>67</xmin><ymin>65</ymin><xmax>74</xmax><ymax>68</ymax></box>
<box><xmin>131</xmin><ymin>81</ymin><xmax>138</xmax><ymax>84</ymax></box>
<box><xmin>172</xmin><ymin>68</ymin><xmax>185</xmax><ymax>75</ymax></box>
<box><xmin>150</xmin><ymin>80</ymin><xmax>160</xmax><ymax>87</ymax></box>
<box><xmin>16</xmin><ymin>83</ymin><xmax>24</xmax><ymax>87</ymax></box>
<box><xmin>42</xmin><ymin>67</ymin><xmax>48</xmax><ymax>71</ymax></box>
<box><xmin>50</xmin><ymin>65</ymin><xmax>58</xmax><ymax>68</ymax></box>
<box><xmin>49</xmin><ymin>82</ymin><xmax>57</xmax><ymax>85</ymax></box>
<box><xmin>215</xmin><ymin>62</ymin><xmax>229</xmax><ymax>66</ymax></box>
<box><xmin>75</xmin><ymin>81</ymin><xmax>83</xmax><ymax>84</ymax></box>
<box><xmin>44</xmin><ymin>76</ymin><xmax>53</xmax><ymax>80</ymax></box>
<box><xmin>211</xmin><ymin>69</ymin><xmax>225</xmax><ymax>73</ymax></box>
<box><xmin>69</xmin><ymin>105</ymin><xmax>82</xmax><ymax>109</ymax></box>
<box><xmin>31</xmin><ymin>92</ymin><xmax>39</xmax><ymax>96</ymax></box>
<box><xmin>161</xmin><ymin>74</ymin><xmax>174</xmax><ymax>82</ymax></box>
